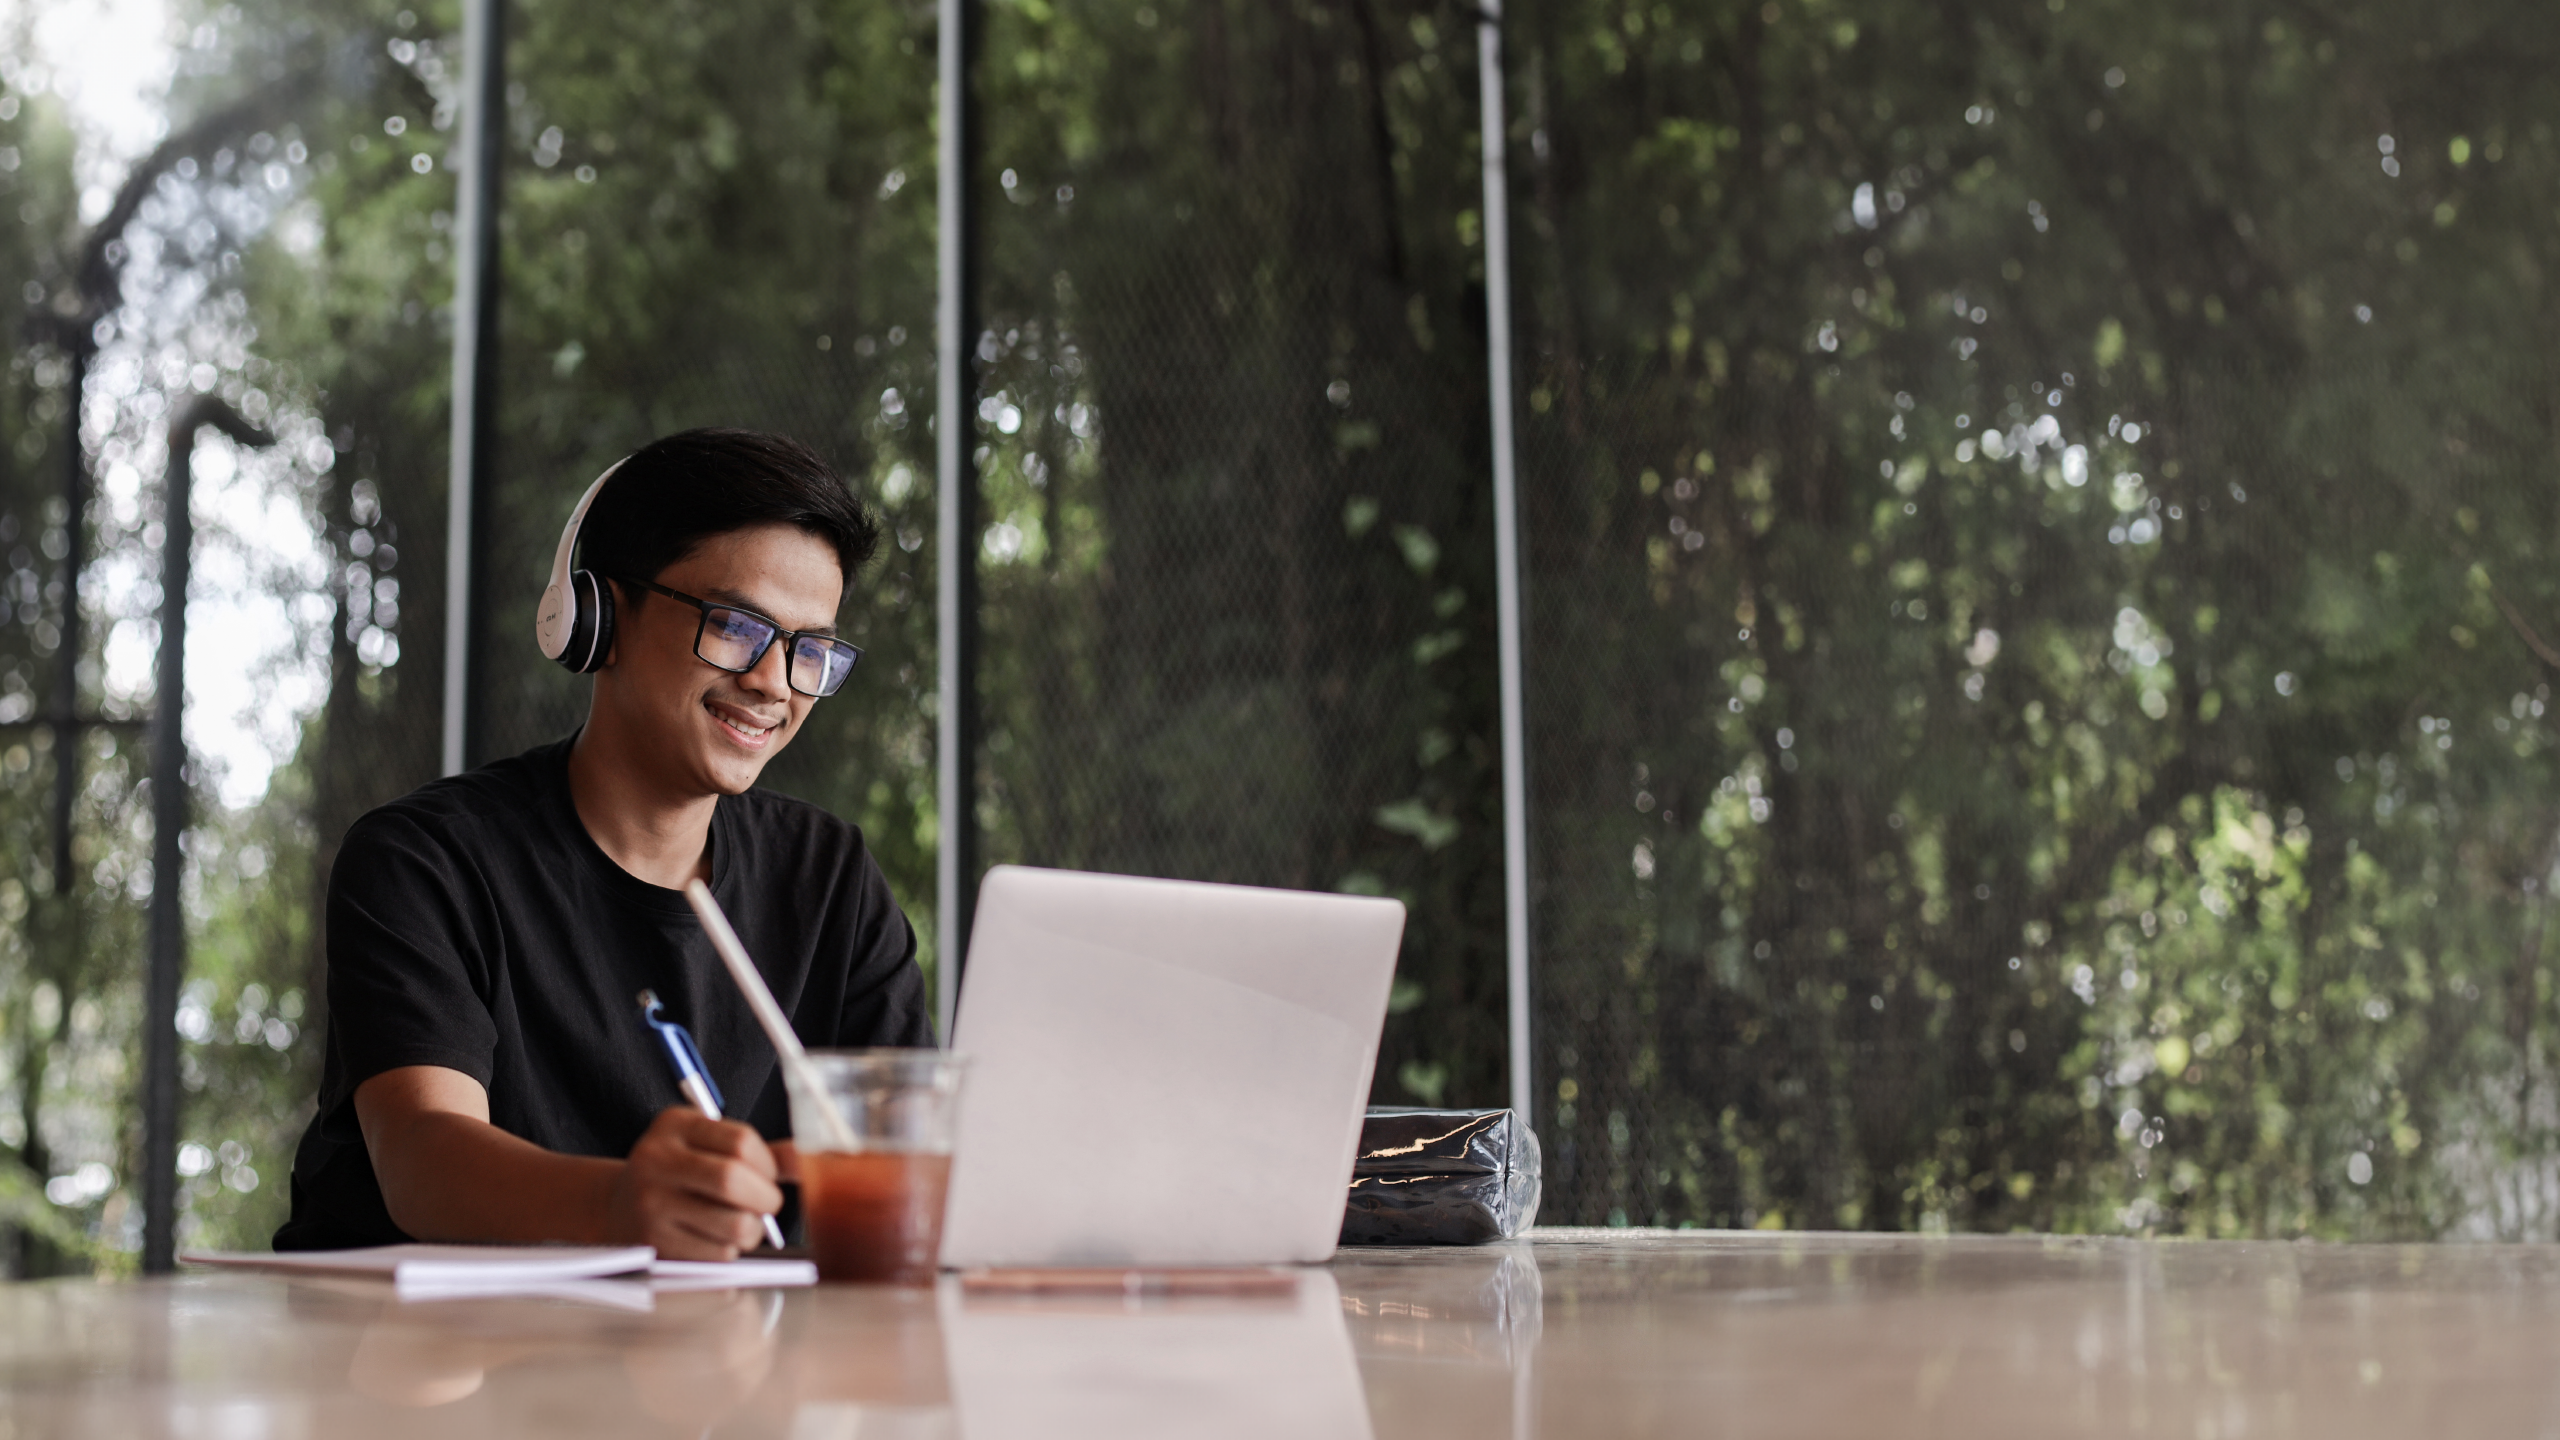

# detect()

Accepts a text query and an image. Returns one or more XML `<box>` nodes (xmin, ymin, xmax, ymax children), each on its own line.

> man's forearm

<box><xmin>371</xmin><ymin>1108</ymin><xmax>622</xmax><ymax>1244</ymax></box>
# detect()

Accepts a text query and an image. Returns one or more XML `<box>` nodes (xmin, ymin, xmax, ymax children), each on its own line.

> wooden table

<box><xmin>2</xmin><ymin>1229</ymin><xmax>2555</xmax><ymax>1436</ymax></box>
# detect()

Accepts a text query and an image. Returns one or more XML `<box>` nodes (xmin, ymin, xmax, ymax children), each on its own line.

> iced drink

<box><xmin>801</xmin><ymin>1150</ymin><xmax>955</xmax><ymax>1284</ymax></box>
<box><xmin>790</xmin><ymin>1050</ymin><xmax>966</xmax><ymax>1285</ymax></box>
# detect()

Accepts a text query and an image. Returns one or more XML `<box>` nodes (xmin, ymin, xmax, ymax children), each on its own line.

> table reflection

<box><xmin>271</xmin><ymin>1264</ymin><xmax>1371</xmax><ymax>1440</ymax></box>
<box><xmin>23</xmin><ymin>1234</ymin><xmax>2560</xmax><ymax>1439</ymax></box>
<box><xmin>319</xmin><ymin>1279</ymin><xmax>788</xmax><ymax>1428</ymax></box>
<box><xmin>1339</xmin><ymin>1242</ymin><xmax>1541</xmax><ymax>1365</ymax></box>
<box><xmin>1336</xmin><ymin>1244</ymin><xmax>1540</xmax><ymax>1440</ymax></box>
<box><xmin>0</xmin><ymin>1246</ymin><xmax>1562</xmax><ymax>1439</ymax></box>
<box><xmin>940</xmin><ymin>1270</ymin><xmax>1371</xmax><ymax>1440</ymax></box>
<box><xmin>775</xmin><ymin>1282</ymin><xmax>954</xmax><ymax>1438</ymax></box>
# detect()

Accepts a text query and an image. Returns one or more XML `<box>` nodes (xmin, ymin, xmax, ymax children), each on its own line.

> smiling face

<box><xmin>592</xmin><ymin>522</ymin><xmax>845</xmax><ymax>798</ymax></box>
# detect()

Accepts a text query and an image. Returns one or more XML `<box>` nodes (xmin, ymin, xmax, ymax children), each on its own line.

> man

<box><xmin>276</xmin><ymin>429</ymin><xmax>930</xmax><ymax>1258</ymax></box>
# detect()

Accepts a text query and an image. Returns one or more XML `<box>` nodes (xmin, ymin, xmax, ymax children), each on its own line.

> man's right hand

<box><xmin>604</xmin><ymin>1107</ymin><xmax>785</xmax><ymax>1260</ymax></box>
<box><xmin>354</xmin><ymin>1066</ymin><xmax>782</xmax><ymax>1256</ymax></box>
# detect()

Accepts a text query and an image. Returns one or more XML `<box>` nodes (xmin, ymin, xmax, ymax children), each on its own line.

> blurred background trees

<box><xmin>1519</xmin><ymin>0</ymin><xmax>2560</xmax><ymax>1237</ymax></box>
<box><xmin>6</xmin><ymin>0</ymin><xmax>2560</xmax><ymax>1263</ymax></box>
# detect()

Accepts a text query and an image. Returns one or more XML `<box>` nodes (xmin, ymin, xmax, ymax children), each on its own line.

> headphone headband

<box><xmin>534</xmin><ymin>458</ymin><xmax>627</xmax><ymax>664</ymax></box>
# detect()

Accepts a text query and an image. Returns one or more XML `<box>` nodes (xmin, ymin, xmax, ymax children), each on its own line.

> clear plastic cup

<box><xmin>788</xmin><ymin>1050</ymin><xmax>967</xmax><ymax>1284</ymax></box>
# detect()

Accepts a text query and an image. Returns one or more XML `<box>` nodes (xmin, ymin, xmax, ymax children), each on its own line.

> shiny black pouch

<box><xmin>1340</xmin><ymin>1106</ymin><xmax>1542</xmax><ymax>1245</ymax></box>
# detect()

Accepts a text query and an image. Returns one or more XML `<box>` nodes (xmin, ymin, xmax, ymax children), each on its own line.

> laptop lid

<box><xmin>938</xmin><ymin>866</ymin><xmax>1406</xmax><ymax>1267</ymax></box>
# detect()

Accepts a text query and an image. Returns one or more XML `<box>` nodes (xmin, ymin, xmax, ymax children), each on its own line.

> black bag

<box><xmin>1339</xmin><ymin>1107</ymin><xmax>1542</xmax><ymax>1245</ymax></box>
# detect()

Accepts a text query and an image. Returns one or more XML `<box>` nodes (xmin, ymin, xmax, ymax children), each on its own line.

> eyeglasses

<box><xmin>610</xmin><ymin>576</ymin><xmax>863</xmax><ymax>698</ymax></box>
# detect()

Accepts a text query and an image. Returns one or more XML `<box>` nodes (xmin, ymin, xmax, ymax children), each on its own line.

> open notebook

<box><xmin>181</xmin><ymin>1244</ymin><xmax>816</xmax><ymax>1298</ymax></box>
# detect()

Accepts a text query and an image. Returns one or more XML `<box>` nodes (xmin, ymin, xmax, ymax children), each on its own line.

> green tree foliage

<box><xmin>1520</xmin><ymin>0</ymin><xmax>2560</xmax><ymax>1236</ymax></box>
<box><xmin>0</xmin><ymin>59</ymin><xmax>133</xmax><ymax>1270</ymax></box>
<box><xmin>0</xmin><ymin>57</ymin><xmax>218</xmax><ymax>1270</ymax></box>
<box><xmin>0</xmin><ymin>11</ymin><xmax>343</xmax><ymax>1261</ymax></box>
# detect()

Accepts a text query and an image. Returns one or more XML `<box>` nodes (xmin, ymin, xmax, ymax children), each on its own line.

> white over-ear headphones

<box><xmin>533</xmin><ymin>458</ymin><xmax>628</xmax><ymax>674</ymax></box>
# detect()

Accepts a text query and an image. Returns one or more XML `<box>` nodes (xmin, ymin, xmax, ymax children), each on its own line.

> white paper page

<box><xmin>181</xmin><ymin>1244</ymin><xmax>658</xmax><ymax>1285</ymax></box>
<box><xmin>392</xmin><ymin>1276</ymin><xmax>660</xmax><ymax>1311</ymax></box>
<box><xmin>649</xmin><ymin>1257</ymin><xmax>819</xmax><ymax>1290</ymax></box>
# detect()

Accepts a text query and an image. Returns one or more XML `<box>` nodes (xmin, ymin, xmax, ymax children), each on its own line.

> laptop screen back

<box><xmin>938</xmin><ymin>866</ymin><xmax>1405</xmax><ymax>1267</ymax></box>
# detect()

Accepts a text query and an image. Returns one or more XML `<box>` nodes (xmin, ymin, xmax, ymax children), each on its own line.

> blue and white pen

<box><xmin>638</xmin><ymin>989</ymin><xmax>788</xmax><ymax>1251</ymax></box>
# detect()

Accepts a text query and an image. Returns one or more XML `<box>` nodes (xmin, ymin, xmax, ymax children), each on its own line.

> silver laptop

<box><xmin>937</xmin><ymin>865</ymin><xmax>1405</xmax><ymax>1268</ymax></box>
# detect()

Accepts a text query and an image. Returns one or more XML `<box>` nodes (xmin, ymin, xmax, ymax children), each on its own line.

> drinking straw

<box><xmin>683</xmin><ymin>880</ymin><xmax>860</xmax><ymax>1150</ymax></box>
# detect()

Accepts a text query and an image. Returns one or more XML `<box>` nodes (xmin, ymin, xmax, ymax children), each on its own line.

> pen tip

<box><xmin>636</xmin><ymin>989</ymin><xmax>659</xmax><ymax>1011</ymax></box>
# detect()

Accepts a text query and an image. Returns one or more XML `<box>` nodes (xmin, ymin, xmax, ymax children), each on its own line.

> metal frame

<box><xmin>934</xmin><ymin>0</ymin><xmax>982</xmax><ymax>1044</ymax></box>
<box><xmin>442</xmin><ymin>0</ymin><xmax>505</xmax><ymax>777</ymax></box>
<box><xmin>1476</xmin><ymin>2</ymin><xmax>1534</xmax><ymax>1125</ymax></box>
<box><xmin>138</xmin><ymin>423</ymin><xmax>189</xmax><ymax>1276</ymax></box>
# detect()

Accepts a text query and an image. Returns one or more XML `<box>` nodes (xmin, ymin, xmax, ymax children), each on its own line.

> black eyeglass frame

<box><xmin>609</xmin><ymin>575</ymin><xmax>864</xmax><ymax>698</ymax></box>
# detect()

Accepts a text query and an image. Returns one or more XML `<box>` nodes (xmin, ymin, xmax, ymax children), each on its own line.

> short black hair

<box><xmin>578</xmin><ymin>428</ymin><xmax>880</xmax><ymax>600</ymax></box>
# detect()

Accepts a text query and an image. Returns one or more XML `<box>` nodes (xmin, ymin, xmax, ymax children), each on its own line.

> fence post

<box><xmin>442</xmin><ymin>0</ymin><xmax>505</xmax><ymax>776</ymax></box>
<box><xmin>934</xmin><ymin>0</ymin><xmax>982</xmax><ymax>1043</ymax></box>
<box><xmin>1476</xmin><ymin>1</ymin><xmax>1533</xmax><ymax>1126</ymax></box>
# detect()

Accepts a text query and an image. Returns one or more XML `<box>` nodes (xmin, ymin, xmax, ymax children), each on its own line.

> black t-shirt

<box><xmin>274</xmin><ymin>735</ymin><xmax>931</xmax><ymax>1251</ymax></box>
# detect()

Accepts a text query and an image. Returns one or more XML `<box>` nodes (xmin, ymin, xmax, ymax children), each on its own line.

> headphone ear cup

<box><xmin>558</xmin><ymin>570</ymin><xmax>615</xmax><ymax>674</ymax></box>
<box><xmin>587</xmin><ymin>573</ymin><xmax>616</xmax><ymax>671</ymax></box>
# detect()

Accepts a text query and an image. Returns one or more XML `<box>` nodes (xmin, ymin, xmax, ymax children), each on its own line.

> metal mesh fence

<box><xmin>963</xmin><ymin>0</ymin><xmax>1511</xmax><ymax>1109</ymax></box>
<box><xmin>1512</xmin><ymin>349</ymin><xmax>2560</xmax><ymax>1233</ymax></box>
<box><xmin>1499</xmin><ymin>4</ymin><xmax>2560</xmax><ymax>1235</ymax></box>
